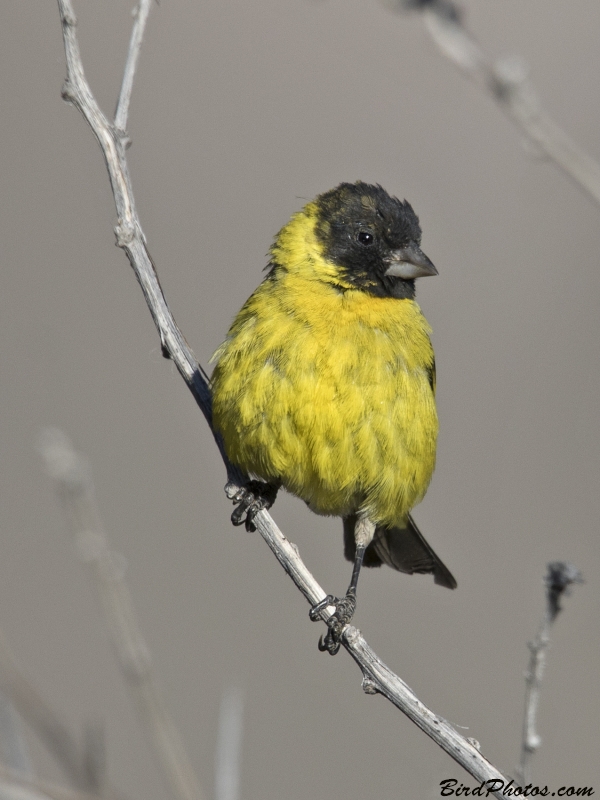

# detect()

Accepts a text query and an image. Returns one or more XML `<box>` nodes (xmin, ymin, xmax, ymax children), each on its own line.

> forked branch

<box><xmin>55</xmin><ymin>0</ymin><xmax>509</xmax><ymax>794</ymax></box>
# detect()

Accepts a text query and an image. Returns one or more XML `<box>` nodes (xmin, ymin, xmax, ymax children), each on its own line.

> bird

<box><xmin>210</xmin><ymin>181</ymin><xmax>456</xmax><ymax>654</ymax></box>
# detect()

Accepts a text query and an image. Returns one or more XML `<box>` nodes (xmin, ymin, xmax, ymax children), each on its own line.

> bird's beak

<box><xmin>384</xmin><ymin>244</ymin><xmax>438</xmax><ymax>279</ymax></box>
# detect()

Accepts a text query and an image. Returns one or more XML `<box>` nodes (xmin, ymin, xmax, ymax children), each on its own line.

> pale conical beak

<box><xmin>384</xmin><ymin>245</ymin><xmax>438</xmax><ymax>279</ymax></box>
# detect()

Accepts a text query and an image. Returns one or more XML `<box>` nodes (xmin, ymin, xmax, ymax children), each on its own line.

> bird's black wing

<box><xmin>343</xmin><ymin>513</ymin><xmax>456</xmax><ymax>589</ymax></box>
<box><xmin>426</xmin><ymin>356</ymin><xmax>436</xmax><ymax>396</ymax></box>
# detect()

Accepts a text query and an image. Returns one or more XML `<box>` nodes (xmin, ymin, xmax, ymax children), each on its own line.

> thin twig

<box><xmin>57</xmin><ymin>0</ymin><xmax>232</xmax><ymax>480</ymax></box>
<box><xmin>515</xmin><ymin>562</ymin><xmax>583</xmax><ymax>786</ymax></box>
<box><xmin>55</xmin><ymin>0</ymin><xmax>510</xmax><ymax>794</ymax></box>
<box><xmin>114</xmin><ymin>0</ymin><xmax>153</xmax><ymax>133</ymax></box>
<box><xmin>0</xmin><ymin>631</ymin><xmax>88</xmax><ymax>790</ymax></box>
<box><xmin>40</xmin><ymin>430</ymin><xmax>205</xmax><ymax>800</ymax></box>
<box><xmin>391</xmin><ymin>0</ymin><xmax>600</xmax><ymax>208</ymax></box>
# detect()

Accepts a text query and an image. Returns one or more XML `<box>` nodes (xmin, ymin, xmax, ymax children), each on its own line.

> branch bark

<box><xmin>114</xmin><ymin>1</ymin><xmax>152</xmax><ymax>133</ymax></box>
<box><xmin>55</xmin><ymin>0</ymin><xmax>510</xmax><ymax>794</ymax></box>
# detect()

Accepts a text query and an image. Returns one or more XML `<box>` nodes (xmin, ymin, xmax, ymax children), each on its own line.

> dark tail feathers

<box><xmin>343</xmin><ymin>514</ymin><xmax>457</xmax><ymax>590</ymax></box>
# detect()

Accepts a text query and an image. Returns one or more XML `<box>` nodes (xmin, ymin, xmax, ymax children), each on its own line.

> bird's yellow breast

<box><xmin>211</xmin><ymin>268</ymin><xmax>438</xmax><ymax>529</ymax></box>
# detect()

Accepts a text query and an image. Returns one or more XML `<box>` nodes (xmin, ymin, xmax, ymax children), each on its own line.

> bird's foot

<box><xmin>309</xmin><ymin>591</ymin><xmax>357</xmax><ymax>656</ymax></box>
<box><xmin>226</xmin><ymin>480</ymin><xmax>279</xmax><ymax>532</ymax></box>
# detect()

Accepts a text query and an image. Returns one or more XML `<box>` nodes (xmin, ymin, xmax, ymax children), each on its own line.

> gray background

<box><xmin>1</xmin><ymin>1</ymin><xmax>599</xmax><ymax>798</ymax></box>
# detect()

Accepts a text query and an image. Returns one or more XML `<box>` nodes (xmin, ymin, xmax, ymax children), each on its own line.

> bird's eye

<box><xmin>357</xmin><ymin>230</ymin><xmax>374</xmax><ymax>246</ymax></box>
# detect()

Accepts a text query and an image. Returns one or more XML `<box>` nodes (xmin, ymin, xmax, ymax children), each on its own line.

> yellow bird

<box><xmin>211</xmin><ymin>182</ymin><xmax>456</xmax><ymax>654</ymax></box>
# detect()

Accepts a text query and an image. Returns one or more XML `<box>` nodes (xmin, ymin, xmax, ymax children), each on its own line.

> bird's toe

<box><xmin>229</xmin><ymin>480</ymin><xmax>279</xmax><ymax>531</ymax></box>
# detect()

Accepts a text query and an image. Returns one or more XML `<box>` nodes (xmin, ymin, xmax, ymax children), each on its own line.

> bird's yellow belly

<box><xmin>211</xmin><ymin>283</ymin><xmax>438</xmax><ymax>529</ymax></box>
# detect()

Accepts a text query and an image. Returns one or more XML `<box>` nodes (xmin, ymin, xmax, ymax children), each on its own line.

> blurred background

<box><xmin>0</xmin><ymin>0</ymin><xmax>599</xmax><ymax>797</ymax></box>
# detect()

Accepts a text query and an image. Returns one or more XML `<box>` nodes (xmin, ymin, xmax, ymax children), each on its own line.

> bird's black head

<box><xmin>313</xmin><ymin>182</ymin><xmax>437</xmax><ymax>299</ymax></box>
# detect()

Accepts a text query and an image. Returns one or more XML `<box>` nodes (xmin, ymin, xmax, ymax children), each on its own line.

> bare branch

<box><xmin>114</xmin><ymin>0</ymin><xmax>153</xmax><ymax>133</ymax></box>
<box><xmin>390</xmin><ymin>0</ymin><xmax>600</xmax><ymax>208</ymax></box>
<box><xmin>55</xmin><ymin>1</ymin><xmax>510</xmax><ymax>794</ymax></box>
<box><xmin>57</xmin><ymin>0</ymin><xmax>234</xmax><ymax>480</ymax></box>
<box><xmin>249</xmin><ymin>508</ymin><xmax>510</xmax><ymax>793</ymax></box>
<box><xmin>515</xmin><ymin>562</ymin><xmax>583</xmax><ymax>786</ymax></box>
<box><xmin>40</xmin><ymin>430</ymin><xmax>205</xmax><ymax>800</ymax></box>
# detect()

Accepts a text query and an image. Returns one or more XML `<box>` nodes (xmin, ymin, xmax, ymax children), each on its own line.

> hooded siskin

<box><xmin>211</xmin><ymin>181</ymin><xmax>455</xmax><ymax>590</ymax></box>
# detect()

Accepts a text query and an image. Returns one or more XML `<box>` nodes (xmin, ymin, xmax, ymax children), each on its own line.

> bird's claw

<box><xmin>308</xmin><ymin>595</ymin><xmax>336</xmax><ymax>621</ymax></box>
<box><xmin>227</xmin><ymin>480</ymin><xmax>278</xmax><ymax>531</ymax></box>
<box><xmin>310</xmin><ymin>591</ymin><xmax>357</xmax><ymax>656</ymax></box>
